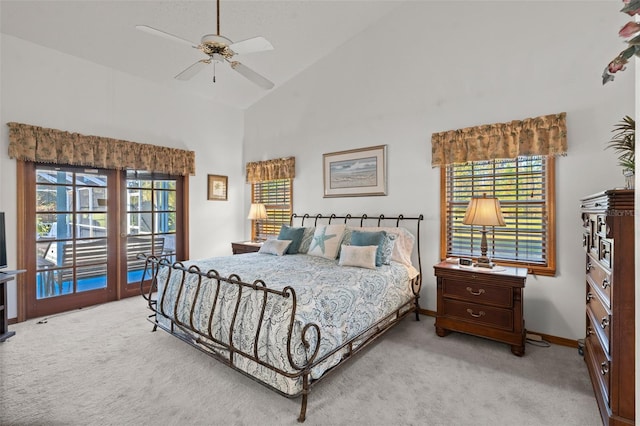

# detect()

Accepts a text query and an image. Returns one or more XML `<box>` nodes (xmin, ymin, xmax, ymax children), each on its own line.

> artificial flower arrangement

<box><xmin>603</xmin><ymin>0</ymin><xmax>640</xmax><ymax>84</ymax></box>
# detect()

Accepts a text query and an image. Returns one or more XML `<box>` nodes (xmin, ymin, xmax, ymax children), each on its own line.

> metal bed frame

<box><xmin>140</xmin><ymin>213</ymin><xmax>423</xmax><ymax>422</ymax></box>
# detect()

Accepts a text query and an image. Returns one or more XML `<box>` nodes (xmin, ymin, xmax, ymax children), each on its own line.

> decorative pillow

<box><xmin>258</xmin><ymin>239</ymin><xmax>292</xmax><ymax>256</ymax></box>
<box><xmin>338</xmin><ymin>245</ymin><xmax>377</xmax><ymax>269</ymax></box>
<box><xmin>298</xmin><ymin>227</ymin><xmax>315</xmax><ymax>254</ymax></box>
<box><xmin>350</xmin><ymin>230</ymin><xmax>387</xmax><ymax>267</ymax></box>
<box><xmin>379</xmin><ymin>233</ymin><xmax>397</xmax><ymax>265</ymax></box>
<box><xmin>307</xmin><ymin>224</ymin><xmax>346</xmax><ymax>259</ymax></box>
<box><xmin>350</xmin><ymin>226</ymin><xmax>415</xmax><ymax>267</ymax></box>
<box><xmin>277</xmin><ymin>225</ymin><xmax>305</xmax><ymax>254</ymax></box>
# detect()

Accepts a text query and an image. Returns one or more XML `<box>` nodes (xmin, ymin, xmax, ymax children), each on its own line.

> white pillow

<box><xmin>338</xmin><ymin>244</ymin><xmax>377</xmax><ymax>269</ymax></box>
<box><xmin>258</xmin><ymin>239</ymin><xmax>292</xmax><ymax>256</ymax></box>
<box><xmin>307</xmin><ymin>224</ymin><xmax>346</xmax><ymax>259</ymax></box>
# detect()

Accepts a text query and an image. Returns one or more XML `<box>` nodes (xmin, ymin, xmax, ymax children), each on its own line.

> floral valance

<box><xmin>246</xmin><ymin>157</ymin><xmax>295</xmax><ymax>183</ymax></box>
<box><xmin>7</xmin><ymin>122</ymin><xmax>195</xmax><ymax>176</ymax></box>
<box><xmin>431</xmin><ymin>112</ymin><xmax>567</xmax><ymax>167</ymax></box>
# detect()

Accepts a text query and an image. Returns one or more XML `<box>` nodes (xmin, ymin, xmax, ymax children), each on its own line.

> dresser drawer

<box><xmin>586</xmin><ymin>254</ymin><xmax>611</xmax><ymax>307</ymax></box>
<box><xmin>599</xmin><ymin>238</ymin><xmax>612</xmax><ymax>269</ymax></box>
<box><xmin>586</xmin><ymin>284</ymin><xmax>611</xmax><ymax>351</ymax></box>
<box><xmin>442</xmin><ymin>279</ymin><xmax>513</xmax><ymax>308</ymax></box>
<box><xmin>585</xmin><ymin>318</ymin><xmax>611</xmax><ymax>407</ymax></box>
<box><xmin>442</xmin><ymin>299</ymin><xmax>513</xmax><ymax>331</ymax></box>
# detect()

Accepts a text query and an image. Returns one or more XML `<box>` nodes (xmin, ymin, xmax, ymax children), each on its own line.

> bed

<box><xmin>140</xmin><ymin>213</ymin><xmax>423</xmax><ymax>422</ymax></box>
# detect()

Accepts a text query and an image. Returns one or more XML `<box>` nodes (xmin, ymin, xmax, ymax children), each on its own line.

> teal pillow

<box><xmin>277</xmin><ymin>225</ymin><xmax>305</xmax><ymax>254</ymax></box>
<box><xmin>350</xmin><ymin>230</ymin><xmax>387</xmax><ymax>266</ymax></box>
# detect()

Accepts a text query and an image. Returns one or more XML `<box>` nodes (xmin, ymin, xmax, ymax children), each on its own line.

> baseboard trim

<box><xmin>418</xmin><ymin>309</ymin><xmax>578</xmax><ymax>349</ymax></box>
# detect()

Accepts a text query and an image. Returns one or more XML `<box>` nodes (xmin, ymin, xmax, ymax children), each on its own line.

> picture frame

<box><xmin>323</xmin><ymin>145</ymin><xmax>387</xmax><ymax>198</ymax></box>
<box><xmin>207</xmin><ymin>174</ymin><xmax>228</xmax><ymax>201</ymax></box>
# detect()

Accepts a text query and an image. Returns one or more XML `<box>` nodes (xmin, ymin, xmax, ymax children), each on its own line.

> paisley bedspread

<box><xmin>154</xmin><ymin>252</ymin><xmax>415</xmax><ymax>395</ymax></box>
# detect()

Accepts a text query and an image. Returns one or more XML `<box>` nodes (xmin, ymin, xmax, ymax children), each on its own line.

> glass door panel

<box><xmin>124</xmin><ymin>172</ymin><xmax>178</xmax><ymax>288</ymax></box>
<box><xmin>34</xmin><ymin>167</ymin><xmax>111</xmax><ymax>301</ymax></box>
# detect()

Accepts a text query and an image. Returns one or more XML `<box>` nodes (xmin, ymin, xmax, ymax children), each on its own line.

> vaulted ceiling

<box><xmin>0</xmin><ymin>1</ymin><xmax>401</xmax><ymax>109</ymax></box>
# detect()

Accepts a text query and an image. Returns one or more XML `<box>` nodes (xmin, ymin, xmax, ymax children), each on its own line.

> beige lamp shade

<box><xmin>247</xmin><ymin>203</ymin><xmax>267</xmax><ymax>220</ymax></box>
<box><xmin>462</xmin><ymin>194</ymin><xmax>506</xmax><ymax>227</ymax></box>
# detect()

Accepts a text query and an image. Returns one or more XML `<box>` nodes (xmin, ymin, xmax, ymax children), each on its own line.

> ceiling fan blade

<box><xmin>229</xmin><ymin>37</ymin><xmax>274</xmax><ymax>55</ymax></box>
<box><xmin>229</xmin><ymin>61</ymin><xmax>274</xmax><ymax>90</ymax></box>
<box><xmin>136</xmin><ymin>25</ymin><xmax>198</xmax><ymax>48</ymax></box>
<box><xmin>175</xmin><ymin>60</ymin><xmax>210</xmax><ymax>81</ymax></box>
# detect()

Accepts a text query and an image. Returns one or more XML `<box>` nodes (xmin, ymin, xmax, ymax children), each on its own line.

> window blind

<box><xmin>251</xmin><ymin>179</ymin><xmax>292</xmax><ymax>240</ymax></box>
<box><xmin>445</xmin><ymin>157</ymin><xmax>550</xmax><ymax>268</ymax></box>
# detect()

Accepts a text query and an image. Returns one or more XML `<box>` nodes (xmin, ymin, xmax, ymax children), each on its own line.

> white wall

<box><xmin>0</xmin><ymin>35</ymin><xmax>246</xmax><ymax>319</ymax></box>
<box><xmin>244</xmin><ymin>1</ymin><xmax>635</xmax><ymax>340</ymax></box>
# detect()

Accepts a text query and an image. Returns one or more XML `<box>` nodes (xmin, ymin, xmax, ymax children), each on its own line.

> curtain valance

<box><xmin>431</xmin><ymin>112</ymin><xmax>567</xmax><ymax>167</ymax></box>
<box><xmin>7</xmin><ymin>122</ymin><xmax>195</xmax><ymax>176</ymax></box>
<box><xmin>246</xmin><ymin>157</ymin><xmax>295</xmax><ymax>183</ymax></box>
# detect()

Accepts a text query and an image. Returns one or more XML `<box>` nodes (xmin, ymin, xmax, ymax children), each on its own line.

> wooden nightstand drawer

<box><xmin>442</xmin><ymin>299</ymin><xmax>513</xmax><ymax>331</ymax></box>
<box><xmin>442</xmin><ymin>279</ymin><xmax>513</xmax><ymax>308</ymax></box>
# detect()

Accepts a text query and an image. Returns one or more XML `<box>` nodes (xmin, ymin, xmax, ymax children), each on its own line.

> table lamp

<box><xmin>247</xmin><ymin>203</ymin><xmax>267</xmax><ymax>242</ymax></box>
<box><xmin>462</xmin><ymin>193</ymin><xmax>506</xmax><ymax>268</ymax></box>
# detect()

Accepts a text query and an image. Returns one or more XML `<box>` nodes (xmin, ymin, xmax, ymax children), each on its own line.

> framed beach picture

<box><xmin>323</xmin><ymin>145</ymin><xmax>387</xmax><ymax>197</ymax></box>
<box><xmin>207</xmin><ymin>174</ymin><xmax>228</xmax><ymax>201</ymax></box>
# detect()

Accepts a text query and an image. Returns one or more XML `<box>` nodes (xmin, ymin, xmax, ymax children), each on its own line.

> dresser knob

<box><xmin>466</xmin><ymin>287</ymin><xmax>485</xmax><ymax>296</ymax></box>
<box><xmin>586</xmin><ymin>292</ymin><xmax>594</xmax><ymax>303</ymax></box>
<box><xmin>466</xmin><ymin>309</ymin><xmax>485</xmax><ymax>318</ymax></box>
<box><xmin>600</xmin><ymin>362</ymin><xmax>609</xmax><ymax>375</ymax></box>
<box><xmin>602</xmin><ymin>279</ymin><xmax>610</xmax><ymax>289</ymax></box>
<box><xmin>586</xmin><ymin>326</ymin><xmax>594</xmax><ymax>336</ymax></box>
<box><xmin>600</xmin><ymin>317</ymin><xmax>610</xmax><ymax>329</ymax></box>
<box><xmin>586</xmin><ymin>262</ymin><xmax>593</xmax><ymax>272</ymax></box>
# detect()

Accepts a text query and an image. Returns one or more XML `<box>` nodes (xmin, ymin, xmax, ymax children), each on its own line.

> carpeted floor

<box><xmin>0</xmin><ymin>297</ymin><xmax>601</xmax><ymax>426</ymax></box>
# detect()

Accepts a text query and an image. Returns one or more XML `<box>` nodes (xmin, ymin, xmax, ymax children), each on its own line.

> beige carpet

<box><xmin>0</xmin><ymin>297</ymin><xmax>601</xmax><ymax>426</ymax></box>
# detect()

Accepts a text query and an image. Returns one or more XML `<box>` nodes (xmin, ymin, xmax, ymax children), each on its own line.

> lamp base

<box><xmin>475</xmin><ymin>257</ymin><xmax>495</xmax><ymax>268</ymax></box>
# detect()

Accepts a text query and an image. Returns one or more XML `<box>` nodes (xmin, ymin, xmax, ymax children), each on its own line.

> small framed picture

<box><xmin>207</xmin><ymin>174</ymin><xmax>228</xmax><ymax>201</ymax></box>
<box><xmin>323</xmin><ymin>145</ymin><xmax>387</xmax><ymax>197</ymax></box>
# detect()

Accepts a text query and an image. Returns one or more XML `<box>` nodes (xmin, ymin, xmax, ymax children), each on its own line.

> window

<box><xmin>441</xmin><ymin>156</ymin><xmax>555</xmax><ymax>276</ymax></box>
<box><xmin>251</xmin><ymin>179</ymin><xmax>292</xmax><ymax>240</ymax></box>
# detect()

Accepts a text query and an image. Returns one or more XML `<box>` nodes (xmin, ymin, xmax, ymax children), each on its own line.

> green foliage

<box><xmin>606</xmin><ymin>115</ymin><xmax>635</xmax><ymax>172</ymax></box>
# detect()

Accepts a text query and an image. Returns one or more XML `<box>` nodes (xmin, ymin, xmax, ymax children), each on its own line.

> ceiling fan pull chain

<box><xmin>212</xmin><ymin>61</ymin><xmax>216</xmax><ymax>83</ymax></box>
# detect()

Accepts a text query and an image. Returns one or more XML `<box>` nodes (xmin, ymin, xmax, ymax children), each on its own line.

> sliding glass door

<box><xmin>22</xmin><ymin>163</ymin><xmax>186</xmax><ymax>318</ymax></box>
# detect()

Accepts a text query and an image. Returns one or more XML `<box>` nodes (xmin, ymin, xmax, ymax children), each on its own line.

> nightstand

<box><xmin>433</xmin><ymin>261</ymin><xmax>527</xmax><ymax>356</ymax></box>
<box><xmin>231</xmin><ymin>241</ymin><xmax>262</xmax><ymax>254</ymax></box>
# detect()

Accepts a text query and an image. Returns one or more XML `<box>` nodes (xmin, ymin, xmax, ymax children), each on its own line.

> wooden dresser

<box><xmin>580</xmin><ymin>189</ymin><xmax>635</xmax><ymax>425</ymax></box>
<box><xmin>434</xmin><ymin>262</ymin><xmax>527</xmax><ymax>356</ymax></box>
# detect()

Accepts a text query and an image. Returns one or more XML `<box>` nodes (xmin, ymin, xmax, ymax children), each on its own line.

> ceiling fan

<box><xmin>136</xmin><ymin>0</ymin><xmax>274</xmax><ymax>89</ymax></box>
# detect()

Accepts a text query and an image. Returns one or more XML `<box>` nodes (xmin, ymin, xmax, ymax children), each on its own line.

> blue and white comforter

<box><xmin>155</xmin><ymin>253</ymin><xmax>415</xmax><ymax>395</ymax></box>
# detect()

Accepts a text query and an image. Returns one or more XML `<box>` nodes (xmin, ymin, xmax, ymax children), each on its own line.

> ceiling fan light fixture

<box><xmin>136</xmin><ymin>0</ymin><xmax>274</xmax><ymax>89</ymax></box>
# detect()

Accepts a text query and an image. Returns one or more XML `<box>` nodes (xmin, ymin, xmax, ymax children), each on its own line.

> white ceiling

<box><xmin>0</xmin><ymin>0</ymin><xmax>402</xmax><ymax>109</ymax></box>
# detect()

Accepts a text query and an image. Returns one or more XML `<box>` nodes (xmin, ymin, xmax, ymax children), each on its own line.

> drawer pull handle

<box><xmin>586</xmin><ymin>262</ymin><xmax>593</xmax><ymax>272</ymax></box>
<box><xmin>466</xmin><ymin>309</ymin><xmax>485</xmax><ymax>318</ymax></box>
<box><xmin>586</xmin><ymin>326</ymin><xmax>594</xmax><ymax>336</ymax></box>
<box><xmin>600</xmin><ymin>362</ymin><xmax>609</xmax><ymax>376</ymax></box>
<box><xmin>601</xmin><ymin>279</ymin><xmax>610</xmax><ymax>289</ymax></box>
<box><xmin>586</xmin><ymin>292</ymin><xmax>594</xmax><ymax>303</ymax></box>
<box><xmin>466</xmin><ymin>287</ymin><xmax>485</xmax><ymax>296</ymax></box>
<box><xmin>600</xmin><ymin>317</ymin><xmax>610</xmax><ymax>329</ymax></box>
